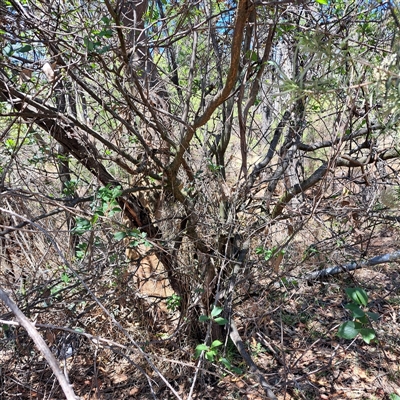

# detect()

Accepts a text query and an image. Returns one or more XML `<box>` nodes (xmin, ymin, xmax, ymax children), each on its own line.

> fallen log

<box><xmin>302</xmin><ymin>251</ymin><xmax>400</xmax><ymax>281</ymax></box>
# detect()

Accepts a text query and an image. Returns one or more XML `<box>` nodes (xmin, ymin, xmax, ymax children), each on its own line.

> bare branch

<box><xmin>301</xmin><ymin>251</ymin><xmax>400</xmax><ymax>280</ymax></box>
<box><xmin>170</xmin><ymin>0</ymin><xmax>254</xmax><ymax>174</ymax></box>
<box><xmin>229</xmin><ymin>318</ymin><xmax>277</xmax><ymax>400</ymax></box>
<box><xmin>0</xmin><ymin>287</ymin><xmax>80</xmax><ymax>400</ymax></box>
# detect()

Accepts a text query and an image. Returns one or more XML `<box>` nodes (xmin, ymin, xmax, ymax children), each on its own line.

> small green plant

<box><xmin>196</xmin><ymin>307</ymin><xmax>242</xmax><ymax>372</ymax></box>
<box><xmin>72</xmin><ymin>217</ymin><xmax>92</xmax><ymax>235</ymax></box>
<box><xmin>195</xmin><ymin>340</ymin><xmax>223</xmax><ymax>361</ymax></box>
<box><xmin>250</xmin><ymin>341</ymin><xmax>266</xmax><ymax>358</ymax></box>
<box><xmin>206</xmin><ymin>158</ymin><xmax>223</xmax><ymax>174</ymax></box>
<box><xmin>199</xmin><ymin>306</ymin><xmax>229</xmax><ymax>326</ymax></box>
<box><xmin>92</xmin><ymin>184</ymin><xmax>122</xmax><ymax>217</ymax></box>
<box><xmin>60</xmin><ymin>272</ymin><xmax>70</xmax><ymax>284</ymax></box>
<box><xmin>195</xmin><ymin>337</ymin><xmax>243</xmax><ymax>374</ymax></box>
<box><xmin>75</xmin><ymin>243</ymin><xmax>88</xmax><ymax>260</ymax></box>
<box><xmin>219</xmin><ymin>357</ymin><xmax>243</xmax><ymax>374</ymax></box>
<box><xmin>337</xmin><ymin>287</ymin><xmax>379</xmax><ymax>344</ymax></box>
<box><xmin>279</xmin><ymin>276</ymin><xmax>298</xmax><ymax>288</ymax></box>
<box><xmin>4</xmin><ymin>138</ymin><xmax>17</xmax><ymax>152</ymax></box>
<box><xmin>62</xmin><ymin>180</ymin><xmax>78</xmax><ymax>196</ymax></box>
<box><xmin>166</xmin><ymin>294</ymin><xmax>181</xmax><ymax>312</ymax></box>
<box><xmin>194</xmin><ymin>340</ymin><xmax>223</xmax><ymax>362</ymax></box>
<box><xmin>114</xmin><ymin>228</ymin><xmax>152</xmax><ymax>248</ymax></box>
<box><xmin>256</xmin><ymin>246</ymin><xmax>285</xmax><ymax>261</ymax></box>
<box><xmin>196</xmin><ymin>306</ymin><xmax>233</xmax><ymax>369</ymax></box>
<box><xmin>302</xmin><ymin>244</ymin><xmax>319</xmax><ymax>260</ymax></box>
<box><xmin>2</xmin><ymin>323</ymin><xmax>13</xmax><ymax>340</ymax></box>
<box><xmin>72</xmin><ymin>185</ymin><xmax>122</xmax><ymax>236</ymax></box>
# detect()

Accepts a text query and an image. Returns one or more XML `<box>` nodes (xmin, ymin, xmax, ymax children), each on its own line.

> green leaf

<box><xmin>84</xmin><ymin>36</ymin><xmax>96</xmax><ymax>51</ymax></box>
<box><xmin>194</xmin><ymin>344</ymin><xmax>208</xmax><ymax>358</ymax></box>
<box><xmin>353</xmin><ymin>321</ymin><xmax>363</xmax><ymax>330</ymax></box>
<box><xmin>205</xmin><ymin>350</ymin><xmax>216</xmax><ymax>361</ymax></box>
<box><xmin>61</xmin><ymin>272</ymin><xmax>70</xmax><ymax>283</ymax></box>
<box><xmin>389</xmin><ymin>394</ymin><xmax>400</xmax><ymax>400</ymax></box>
<box><xmin>245</xmin><ymin>50</ymin><xmax>258</xmax><ymax>62</ymax></box>
<box><xmin>114</xmin><ymin>231</ymin><xmax>127</xmax><ymax>241</ymax></box>
<box><xmin>199</xmin><ymin>315</ymin><xmax>210</xmax><ymax>322</ymax></box>
<box><xmin>17</xmin><ymin>44</ymin><xmax>32</xmax><ymax>53</ymax></box>
<box><xmin>72</xmin><ymin>217</ymin><xmax>91</xmax><ymax>235</ymax></box>
<box><xmin>214</xmin><ymin>317</ymin><xmax>229</xmax><ymax>326</ymax></box>
<box><xmin>211</xmin><ymin>306</ymin><xmax>223</xmax><ymax>318</ymax></box>
<box><xmin>195</xmin><ymin>344</ymin><xmax>209</xmax><ymax>351</ymax></box>
<box><xmin>357</xmin><ymin>315</ymin><xmax>369</xmax><ymax>325</ymax></box>
<box><xmin>109</xmin><ymin>206</ymin><xmax>122</xmax><ymax>215</ymax></box>
<box><xmin>315</xmin><ymin>0</ymin><xmax>328</xmax><ymax>4</ymax></box>
<box><xmin>91</xmin><ymin>213</ymin><xmax>99</xmax><ymax>225</ymax></box>
<box><xmin>111</xmin><ymin>186</ymin><xmax>123</xmax><ymax>197</ymax></box>
<box><xmin>337</xmin><ymin>321</ymin><xmax>359</xmax><ymax>340</ymax></box>
<box><xmin>366</xmin><ymin>311</ymin><xmax>380</xmax><ymax>322</ymax></box>
<box><xmin>210</xmin><ymin>340</ymin><xmax>223</xmax><ymax>348</ymax></box>
<box><xmin>5</xmin><ymin>138</ymin><xmax>16</xmax><ymax>150</ymax></box>
<box><xmin>345</xmin><ymin>287</ymin><xmax>368</xmax><ymax>306</ymax></box>
<box><xmin>219</xmin><ymin>357</ymin><xmax>232</xmax><ymax>369</ymax></box>
<box><xmin>98</xmin><ymin>29</ymin><xmax>113</xmax><ymax>38</ymax></box>
<box><xmin>344</xmin><ymin>303</ymin><xmax>365</xmax><ymax>319</ymax></box>
<box><xmin>359</xmin><ymin>328</ymin><xmax>376</xmax><ymax>344</ymax></box>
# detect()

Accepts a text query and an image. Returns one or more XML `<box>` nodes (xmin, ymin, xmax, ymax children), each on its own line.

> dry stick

<box><xmin>301</xmin><ymin>250</ymin><xmax>400</xmax><ymax>281</ymax></box>
<box><xmin>223</xmin><ymin>240</ymin><xmax>278</xmax><ymax>399</ymax></box>
<box><xmin>256</xmin><ymin>332</ymin><xmax>285</xmax><ymax>366</ymax></box>
<box><xmin>187</xmin><ymin>357</ymin><xmax>204</xmax><ymax>400</ymax></box>
<box><xmin>279</xmin><ymin>311</ymin><xmax>289</xmax><ymax>399</ymax></box>
<box><xmin>229</xmin><ymin>319</ymin><xmax>277</xmax><ymax>400</ymax></box>
<box><xmin>0</xmin><ymin>287</ymin><xmax>80</xmax><ymax>400</ymax></box>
